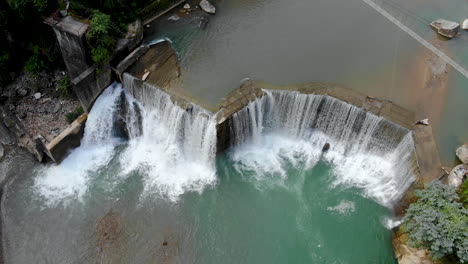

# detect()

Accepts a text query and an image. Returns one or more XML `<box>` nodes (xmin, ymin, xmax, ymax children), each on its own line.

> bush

<box><xmin>65</xmin><ymin>107</ymin><xmax>84</xmax><ymax>124</ymax></box>
<box><xmin>86</xmin><ymin>11</ymin><xmax>116</xmax><ymax>66</ymax></box>
<box><xmin>57</xmin><ymin>76</ymin><xmax>72</xmax><ymax>97</ymax></box>
<box><xmin>459</xmin><ymin>179</ymin><xmax>468</xmax><ymax>208</ymax></box>
<box><xmin>24</xmin><ymin>54</ymin><xmax>45</xmax><ymax>74</ymax></box>
<box><xmin>403</xmin><ymin>182</ymin><xmax>468</xmax><ymax>262</ymax></box>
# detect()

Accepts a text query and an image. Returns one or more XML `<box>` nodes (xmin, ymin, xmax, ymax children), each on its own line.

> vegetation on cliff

<box><xmin>403</xmin><ymin>181</ymin><xmax>468</xmax><ymax>263</ymax></box>
<box><xmin>0</xmin><ymin>0</ymin><xmax>178</xmax><ymax>86</ymax></box>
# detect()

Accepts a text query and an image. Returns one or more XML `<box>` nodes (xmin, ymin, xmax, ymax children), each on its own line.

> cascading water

<box><xmin>228</xmin><ymin>90</ymin><xmax>417</xmax><ymax>207</ymax></box>
<box><xmin>34</xmin><ymin>79</ymin><xmax>217</xmax><ymax>205</ymax></box>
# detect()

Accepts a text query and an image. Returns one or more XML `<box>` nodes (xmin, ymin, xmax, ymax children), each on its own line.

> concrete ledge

<box><xmin>46</xmin><ymin>113</ymin><xmax>87</xmax><ymax>163</ymax></box>
<box><xmin>114</xmin><ymin>45</ymin><xmax>150</xmax><ymax>78</ymax></box>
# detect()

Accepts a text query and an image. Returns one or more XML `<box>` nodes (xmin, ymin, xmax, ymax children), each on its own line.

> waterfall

<box><xmin>120</xmin><ymin>73</ymin><xmax>217</xmax><ymax>200</ymax></box>
<box><xmin>34</xmin><ymin>79</ymin><xmax>217</xmax><ymax>204</ymax></box>
<box><xmin>229</xmin><ymin>90</ymin><xmax>417</xmax><ymax>206</ymax></box>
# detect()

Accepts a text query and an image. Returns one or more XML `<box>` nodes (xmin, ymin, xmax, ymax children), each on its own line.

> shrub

<box><xmin>24</xmin><ymin>54</ymin><xmax>45</xmax><ymax>74</ymax></box>
<box><xmin>65</xmin><ymin>106</ymin><xmax>84</xmax><ymax>124</ymax></box>
<box><xmin>86</xmin><ymin>11</ymin><xmax>116</xmax><ymax>66</ymax></box>
<box><xmin>459</xmin><ymin>179</ymin><xmax>468</xmax><ymax>208</ymax></box>
<box><xmin>403</xmin><ymin>182</ymin><xmax>468</xmax><ymax>262</ymax></box>
<box><xmin>57</xmin><ymin>76</ymin><xmax>71</xmax><ymax>97</ymax></box>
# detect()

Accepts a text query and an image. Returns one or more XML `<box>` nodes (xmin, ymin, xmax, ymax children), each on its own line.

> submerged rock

<box><xmin>34</xmin><ymin>92</ymin><xmax>42</xmax><ymax>100</ymax></box>
<box><xmin>430</xmin><ymin>19</ymin><xmax>460</xmax><ymax>38</ymax></box>
<box><xmin>200</xmin><ymin>0</ymin><xmax>216</xmax><ymax>14</ymax></box>
<box><xmin>168</xmin><ymin>14</ymin><xmax>180</xmax><ymax>21</ymax></box>
<box><xmin>183</xmin><ymin>3</ymin><xmax>190</xmax><ymax>9</ymax></box>
<box><xmin>447</xmin><ymin>164</ymin><xmax>468</xmax><ymax>188</ymax></box>
<box><xmin>456</xmin><ymin>144</ymin><xmax>468</xmax><ymax>164</ymax></box>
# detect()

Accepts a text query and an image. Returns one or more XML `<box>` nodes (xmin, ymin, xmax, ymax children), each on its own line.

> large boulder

<box><xmin>456</xmin><ymin>144</ymin><xmax>468</xmax><ymax>164</ymax></box>
<box><xmin>462</xmin><ymin>19</ymin><xmax>468</xmax><ymax>30</ymax></box>
<box><xmin>447</xmin><ymin>164</ymin><xmax>468</xmax><ymax>188</ymax></box>
<box><xmin>430</xmin><ymin>19</ymin><xmax>460</xmax><ymax>38</ymax></box>
<box><xmin>200</xmin><ymin>0</ymin><xmax>216</xmax><ymax>14</ymax></box>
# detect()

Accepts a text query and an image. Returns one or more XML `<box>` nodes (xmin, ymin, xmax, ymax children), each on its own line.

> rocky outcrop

<box><xmin>200</xmin><ymin>0</ymin><xmax>216</xmax><ymax>14</ymax></box>
<box><xmin>448</xmin><ymin>164</ymin><xmax>468</xmax><ymax>188</ymax></box>
<box><xmin>462</xmin><ymin>19</ymin><xmax>468</xmax><ymax>30</ymax></box>
<box><xmin>393</xmin><ymin>230</ymin><xmax>434</xmax><ymax>264</ymax></box>
<box><xmin>456</xmin><ymin>144</ymin><xmax>468</xmax><ymax>164</ymax></box>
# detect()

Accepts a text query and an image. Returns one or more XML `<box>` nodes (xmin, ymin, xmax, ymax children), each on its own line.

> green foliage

<box><xmin>65</xmin><ymin>107</ymin><xmax>84</xmax><ymax>124</ymax></box>
<box><xmin>459</xmin><ymin>179</ymin><xmax>468</xmax><ymax>208</ymax></box>
<box><xmin>57</xmin><ymin>76</ymin><xmax>71</xmax><ymax>97</ymax></box>
<box><xmin>24</xmin><ymin>54</ymin><xmax>45</xmax><ymax>74</ymax></box>
<box><xmin>86</xmin><ymin>11</ymin><xmax>116</xmax><ymax>66</ymax></box>
<box><xmin>7</xmin><ymin>0</ymin><xmax>56</xmax><ymax>16</ymax></box>
<box><xmin>403</xmin><ymin>182</ymin><xmax>468</xmax><ymax>263</ymax></box>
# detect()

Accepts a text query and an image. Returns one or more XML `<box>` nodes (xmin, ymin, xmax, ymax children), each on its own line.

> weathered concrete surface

<box><xmin>72</xmin><ymin>64</ymin><xmax>112</xmax><ymax>112</ymax></box>
<box><xmin>114</xmin><ymin>45</ymin><xmax>149</xmax><ymax>78</ymax></box>
<box><xmin>127</xmin><ymin>41</ymin><xmax>180</xmax><ymax>89</ymax></box>
<box><xmin>46</xmin><ymin>113</ymin><xmax>87</xmax><ymax>163</ymax></box>
<box><xmin>44</xmin><ymin>16</ymin><xmax>90</xmax><ymax>79</ymax></box>
<box><xmin>125</xmin><ymin>41</ymin><xmax>213</xmax><ymax>111</ymax></box>
<box><xmin>413</xmin><ymin>123</ymin><xmax>444</xmax><ymax>184</ymax></box>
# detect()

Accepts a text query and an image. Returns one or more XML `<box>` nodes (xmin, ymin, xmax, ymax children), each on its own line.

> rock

<box><xmin>183</xmin><ymin>3</ymin><xmax>190</xmax><ymax>9</ymax></box>
<box><xmin>8</xmin><ymin>104</ymin><xmax>15</xmax><ymax>111</ymax></box>
<box><xmin>322</xmin><ymin>143</ymin><xmax>330</xmax><ymax>152</ymax></box>
<box><xmin>430</xmin><ymin>19</ymin><xmax>460</xmax><ymax>38</ymax></box>
<box><xmin>52</xmin><ymin>103</ymin><xmax>61</xmax><ymax>113</ymax></box>
<box><xmin>17</xmin><ymin>111</ymin><xmax>26</xmax><ymax>119</ymax></box>
<box><xmin>199</xmin><ymin>17</ymin><xmax>209</xmax><ymax>29</ymax></box>
<box><xmin>393</xmin><ymin>231</ymin><xmax>434</xmax><ymax>264</ymax></box>
<box><xmin>447</xmin><ymin>164</ymin><xmax>468</xmax><ymax>188</ymax></box>
<box><xmin>168</xmin><ymin>14</ymin><xmax>180</xmax><ymax>21</ymax></box>
<box><xmin>34</xmin><ymin>92</ymin><xmax>42</xmax><ymax>100</ymax></box>
<box><xmin>462</xmin><ymin>19</ymin><xmax>468</xmax><ymax>30</ymax></box>
<box><xmin>125</xmin><ymin>20</ymin><xmax>142</xmax><ymax>39</ymax></box>
<box><xmin>200</xmin><ymin>0</ymin><xmax>216</xmax><ymax>14</ymax></box>
<box><xmin>60</xmin><ymin>10</ymin><xmax>68</xmax><ymax>17</ymax></box>
<box><xmin>17</xmin><ymin>88</ymin><xmax>28</xmax><ymax>97</ymax></box>
<box><xmin>415</xmin><ymin>118</ymin><xmax>429</xmax><ymax>125</ymax></box>
<box><xmin>456</xmin><ymin>144</ymin><xmax>468</xmax><ymax>164</ymax></box>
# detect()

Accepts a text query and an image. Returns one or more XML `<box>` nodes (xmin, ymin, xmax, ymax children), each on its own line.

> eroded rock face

<box><xmin>393</xmin><ymin>231</ymin><xmax>434</xmax><ymax>264</ymax></box>
<box><xmin>456</xmin><ymin>144</ymin><xmax>468</xmax><ymax>164</ymax></box>
<box><xmin>448</xmin><ymin>164</ymin><xmax>468</xmax><ymax>188</ymax></box>
<box><xmin>200</xmin><ymin>0</ymin><xmax>216</xmax><ymax>14</ymax></box>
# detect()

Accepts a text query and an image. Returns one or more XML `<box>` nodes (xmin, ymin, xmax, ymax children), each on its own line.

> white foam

<box><xmin>34</xmin><ymin>80</ymin><xmax>218</xmax><ymax>205</ymax></box>
<box><xmin>327</xmin><ymin>200</ymin><xmax>356</xmax><ymax>215</ymax></box>
<box><xmin>34</xmin><ymin>84</ymin><xmax>124</xmax><ymax>206</ymax></box>
<box><xmin>229</xmin><ymin>90</ymin><xmax>417</xmax><ymax>207</ymax></box>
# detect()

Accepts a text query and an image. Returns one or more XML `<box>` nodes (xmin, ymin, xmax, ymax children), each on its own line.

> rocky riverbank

<box><xmin>1</xmin><ymin>70</ymin><xmax>80</xmax><ymax>143</ymax></box>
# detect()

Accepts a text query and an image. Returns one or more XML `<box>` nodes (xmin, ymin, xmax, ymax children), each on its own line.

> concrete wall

<box><xmin>46</xmin><ymin>113</ymin><xmax>87</xmax><ymax>163</ymax></box>
<box><xmin>72</xmin><ymin>64</ymin><xmax>112</xmax><ymax>112</ymax></box>
<box><xmin>45</xmin><ymin>16</ymin><xmax>90</xmax><ymax>79</ymax></box>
